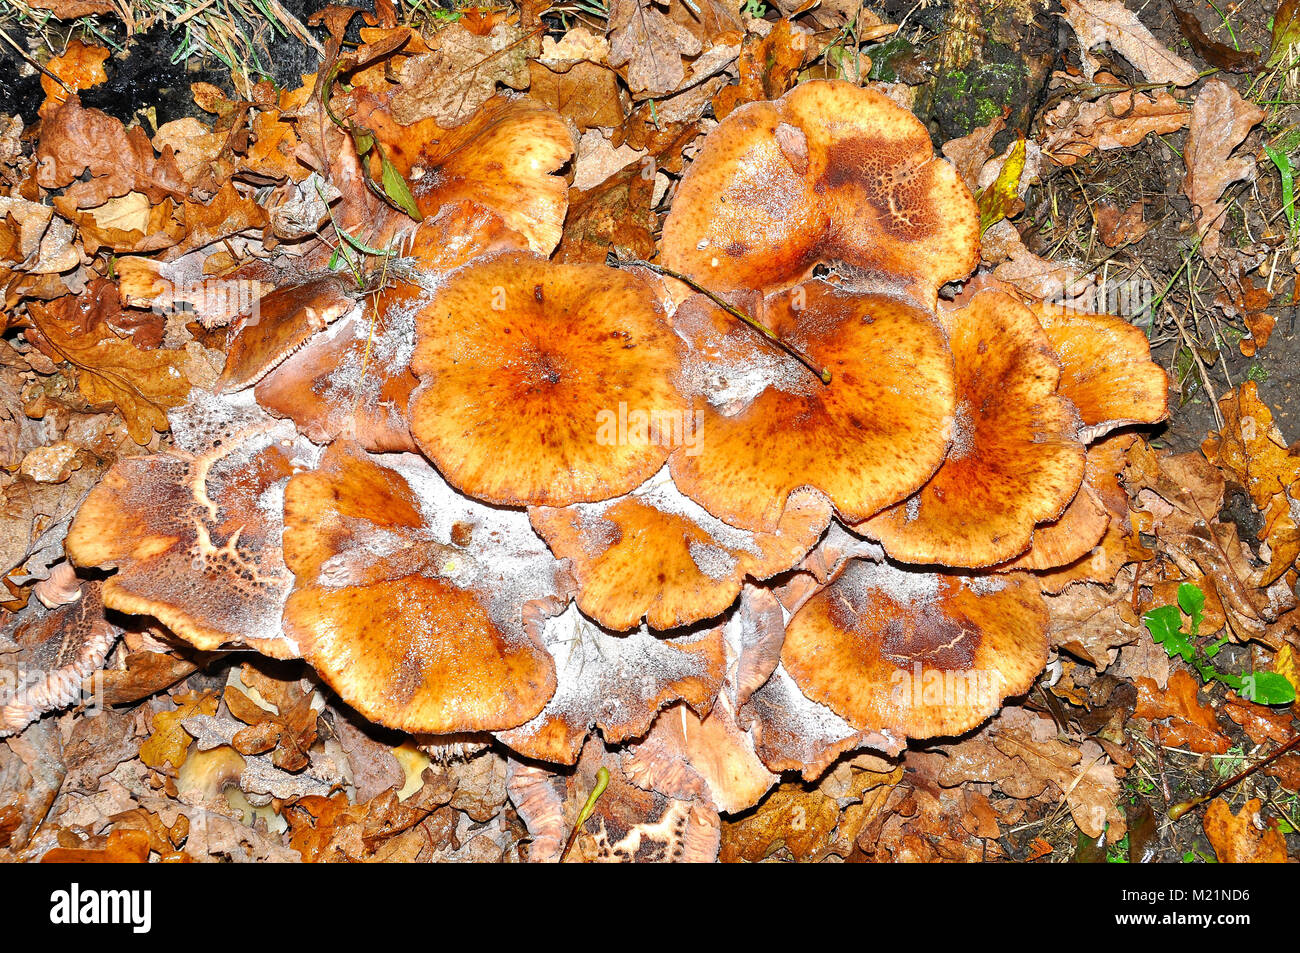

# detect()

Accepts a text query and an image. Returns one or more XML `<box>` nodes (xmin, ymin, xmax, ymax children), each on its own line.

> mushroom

<box><xmin>65</xmin><ymin>392</ymin><xmax>316</xmax><ymax>659</ymax></box>
<box><xmin>280</xmin><ymin>443</ymin><xmax>569</xmax><ymax>733</ymax></box>
<box><xmin>1030</xmin><ymin>302</ymin><xmax>1170</xmax><ymax>443</ymax></box>
<box><xmin>529</xmin><ymin>467</ymin><xmax>830</xmax><ymax>631</ymax></box>
<box><xmin>668</xmin><ymin>282</ymin><xmax>956</xmax><ymax>532</ymax></box>
<box><xmin>494</xmin><ymin>603</ymin><xmax>726</xmax><ymax>765</ymax></box>
<box><xmin>0</xmin><ymin>580</ymin><xmax>120</xmax><ymax>736</ymax></box>
<box><xmin>253</xmin><ymin>203</ymin><xmax>528</xmax><ymax>453</ymax></box>
<box><xmin>781</xmin><ymin>557</ymin><xmax>1049</xmax><ymax>740</ymax></box>
<box><xmin>216</xmin><ymin>275</ymin><xmax>359</xmax><ymax>394</ymax></box>
<box><xmin>859</xmin><ymin>290</ymin><xmax>1086</xmax><ymax>568</ymax></box>
<box><xmin>408</xmin><ymin>252</ymin><xmax>689</xmax><ymax>506</ymax></box>
<box><xmin>660</xmin><ymin>80</ymin><xmax>979</xmax><ymax>305</ymax></box>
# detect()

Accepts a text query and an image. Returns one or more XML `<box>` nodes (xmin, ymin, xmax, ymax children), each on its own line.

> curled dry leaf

<box><xmin>1041</xmin><ymin>90</ymin><xmax>1188</xmax><ymax>168</ymax></box>
<box><xmin>1061</xmin><ymin>0</ymin><xmax>1199</xmax><ymax>86</ymax></box>
<box><xmin>1182</xmin><ymin>79</ymin><xmax>1265</xmax><ymax>259</ymax></box>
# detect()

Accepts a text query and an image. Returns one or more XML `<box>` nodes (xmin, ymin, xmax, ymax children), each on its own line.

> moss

<box><xmin>928</xmin><ymin>59</ymin><xmax>1026</xmax><ymax>137</ymax></box>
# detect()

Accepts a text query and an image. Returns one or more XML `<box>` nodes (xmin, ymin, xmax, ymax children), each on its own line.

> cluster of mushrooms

<box><xmin>65</xmin><ymin>81</ymin><xmax>1168</xmax><ymax>856</ymax></box>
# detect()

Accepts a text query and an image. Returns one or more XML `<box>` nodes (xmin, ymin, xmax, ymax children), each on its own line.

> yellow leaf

<box><xmin>1275</xmin><ymin>642</ymin><xmax>1299</xmax><ymax>697</ymax></box>
<box><xmin>978</xmin><ymin>137</ymin><xmax>1026</xmax><ymax>232</ymax></box>
<box><xmin>139</xmin><ymin>690</ymin><xmax>218</xmax><ymax>769</ymax></box>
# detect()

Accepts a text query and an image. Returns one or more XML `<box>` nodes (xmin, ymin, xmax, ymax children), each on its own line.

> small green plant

<box><xmin>1264</xmin><ymin>144</ymin><xmax>1297</xmax><ymax>237</ymax></box>
<box><xmin>1142</xmin><ymin>583</ymin><xmax>1296</xmax><ymax>705</ymax></box>
<box><xmin>1247</xmin><ymin>362</ymin><xmax>1270</xmax><ymax>384</ymax></box>
<box><xmin>1106</xmin><ymin>833</ymin><xmax>1130</xmax><ymax>863</ymax></box>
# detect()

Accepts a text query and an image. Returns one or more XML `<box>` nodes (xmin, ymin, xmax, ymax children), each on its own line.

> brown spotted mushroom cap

<box><xmin>530</xmin><ymin>467</ymin><xmax>830</xmax><ymax>631</ymax></box>
<box><xmin>65</xmin><ymin>393</ymin><xmax>311</xmax><ymax>659</ymax></box>
<box><xmin>281</xmin><ymin>443</ymin><xmax>568</xmax><ymax>733</ymax></box>
<box><xmin>781</xmin><ymin>557</ymin><xmax>1049</xmax><ymax>739</ymax></box>
<box><xmin>668</xmin><ymin>282</ymin><xmax>956</xmax><ymax>532</ymax></box>
<box><xmin>860</xmin><ymin>290</ymin><xmax>1087</xmax><ymax>567</ymax></box>
<box><xmin>408</xmin><ymin>252</ymin><xmax>689</xmax><ymax>506</ymax></box>
<box><xmin>661</xmin><ymin>80</ymin><xmax>979</xmax><ymax>305</ymax></box>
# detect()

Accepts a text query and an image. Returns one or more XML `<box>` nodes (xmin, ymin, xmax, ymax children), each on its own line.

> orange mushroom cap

<box><xmin>668</xmin><ymin>282</ymin><xmax>956</xmax><ymax>532</ymax></box>
<box><xmin>661</xmin><ymin>80</ymin><xmax>979</xmax><ymax>305</ymax></box>
<box><xmin>494</xmin><ymin>602</ymin><xmax>726</xmax><ymax>765</ymax></box>
<box><xmin>253</xmin><ymin>204</ymin><xmax>527</xmax><ymax>453</ymax></box>
<box><xmin>781</xmin><ymin>557</ymin><xmax>1050</xmax><ymax>739</ymax></box>
<box><xmin>1030</xmin><ymin>302</ymin><xmax>1170</xmax><ymax>443</ymax></box>
<box><xmin>407</xmin><ymin>97</ymin><xmax>574</xmax><ymax>257</ymax></box>
<box><xmin>65</xmin><ymin>392</ymin><xmax>313</xmax><ymax>659</ymax></box>
<box><xmin>408</xmin><ymin>252</ymin><xmax>689</xmax><ymax>506</ymax></box>
<box><xmin>860</xmin><ymin>290</ymin><xmax>1087</xmax><ymax>567</ymax></box>
<box><xmin>281</xmin><ymin>444</ymin><xmax>569</xmax><ymax>734</ymax></box>
<box><xmin>530</xmin><ymin>467</ymin><xmax>831</xmax><ymax>631</ymax></box>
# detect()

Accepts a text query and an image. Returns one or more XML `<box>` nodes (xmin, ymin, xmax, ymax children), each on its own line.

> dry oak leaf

<box><xmin>1061</xmin><ymin>0</ymin><xmax>1199</xmax><ymax>85</ymax></box>
<box><xmin>719</xmin><ymin>781</ymin><xmax>841</xmax><ymax>862</ymax></box>
<box><xmin>1095</xmin><ymin>199</ymin><xmax>1150</xmax><ymax>247</ymax></box>
<box><xmin>608</xmin><ymin>0</ymin><xmax>704</xmax><ymax>96</ymax></box>
<box><xmin>167</xmin><ymin>181</ymin><xmax>270</xmax><ymax>259</ymax></box>
<box><xmin>224</xmin><ymin>666</ymin><xmax>319</xmax><ymax>773</ymax></box>
<box><xmin>389</xmin><ymin>21</ymin><xmax>534</xmax><ymax>127</ymax></box>
<box><xmin>527</xmin><ymin>60</ymin><xmax>625</xmax><ymax>132</ymax></box>
<box><xmin>35</xmin><ymin>98</ymin><xmax>187</xmax><ymax>210</ymax></box>
<box><xmin>139</xmin><ymin>690</ymin><xmax>220</xmax><ymax>770</ymax></box>
<box><xmin>40</xmin><ymin>828</ymin><xmax>151</xmax><ymax>863</ymax></box>
<box><xmin>26</xmin><ymin>295</ymin><xmax>193</xmax><ymax>444</ymax></box>
<box><xmin>1182</xmin><ymin>79</ymin><xmax>1265</xmax><ymax>259</ymax></box>
<box><xmin>909</xmin><ymin>706</ymin><xmax>1125</xmax><ymax>840</ymax></box>
<box><xmin>1202</xmin><ymin>797</ymin><xmax>1290</xmax><ymax>862</ymax></box>
<box><xmin>1134</xmin><ymin>669</ymin><xmax>1230</xmax><ymax>754</ymax></box>
<box><xmin>39</xmin><ymin>40</ymin><xmax>108</xmax><ymax>117</ymax></box>
<box><xmin>1203</xmin><ymin>382</ymin><xmax>1300</xmax><ymax>585</ymax></box>
<box><xmin>1041</xmin><ymin>90</ymin><xmax>1188</xmax><ymax>167</ymax></box>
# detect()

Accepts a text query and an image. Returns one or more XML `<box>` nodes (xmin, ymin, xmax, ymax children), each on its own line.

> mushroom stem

<box><xmin>611</xmin><ymin>257</ymin><xmax>832</xmax><ymax>386</ymax></box>
<box><xmin>1168</xmin><ymin>731</ymin><xmax>1300</xmax><ymax>821</ymax></box>
<box><xmin>559</xmin><ymin>766</ymin><xmax>610</xmax><ymax>862</ymax></box>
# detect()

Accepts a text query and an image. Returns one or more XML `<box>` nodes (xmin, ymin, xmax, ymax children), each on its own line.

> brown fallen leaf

<box><xmin>1134</xmin><ymin>669</ymin><xmax>1230</xmax><ymax>753</ymax></box>
<box><xmin>1182</xmin><ymin>79</ymin><xmax>1265</xmax><ymax>259</ymax></box>
<box><xmin>1202</xmin><ymin>797</ymin><xmax>1290</xmax><ymax>862</ymax></box>
<box><xmin>39</xmin><ymin>40</ymin><xmax>109</xmax><ymax>118</ymax></box>
<box><xmin>224</xmin><ymin>665</ymin><xmax>319</xmax><ymax>773</ymax></box>
<box><xmin>712</xmin><ymin>19</ymin><xmax>808</xmax><ymax>119</ymax></box>
<box><xmin>527</xmin><ymin>60</ymin><xmax>625</xmax><ymax>132</ymax></box>
<box><xmin>556</xmin><ymin>159</ymin><xmax>655</xmax><ymax>263</ymax></box>
<box><xmin>1171</xmin><ymin>3</ymin><xmax>1261</xmax><ymax>73</ymax></box>
<box><xmin>719</xmin><ymin>781</ymin><xmax>840</xmax><ymax>862</ymax></box>
<box><xmin>608</xmin><ymin>0</ymin><xmax>703</xmax><ymax>96</ymax></box>
<box><xmin>1203</xmin><ymin>382</ymin><xmax>1300</xmax><ymax>584</ymax></box>
<box><xmin>1061</xmin><ymin>0</ymin><xmax>1199</xmax><ymax>85</ymax></box>
<box><xmin>1041</xmin><ymin>90</ymin><xmax>1188</xmax><ymax>167</ymax></box>
<box><xmin>26</xmin><ymin>291</ymin><xmax>194</xmax><ymax>444</ymax></box>
<box><xmin>138</xmin><ymin>689</ymin><xmax>219</xmax><ymax>770</ymax></box>
<box><xmin>41</xmin><ymin>828</ymin><xmax>151</xmax><ymax>863</ymax></box>
<box><xmin>389</xmin><ymin>21</ymin><xmax>534</xmax><ymax>127</ymax></box>
<box><xmin>1095</xmin><ymin>198</ymin><xmax>1150</xmax><ymax>247</ymax></box>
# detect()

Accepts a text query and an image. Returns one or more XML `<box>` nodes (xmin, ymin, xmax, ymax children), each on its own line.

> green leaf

<box><xmin>1265</xmin><ymin>145</ymin><xmax>1296</xmax><ymax>235</ymax></box>
<box><xmin>378</xmin><ymin>148</ymin><xmax>422</xmax><ymax>221</ymax></box>
<box><xmin>1238</xmin><ymin>671</ymin><xmax>1298</xmax><ymax>705</ymax></box>
<box><xmin>1143</xmin><ymin>604</ymin><xmax>1194</xmax><ymax>663</ymax></box>
<box><xmin>1268</xmin><ymin>0</ymin><xmax>1300</xmax><ymax>68</ymax></box>
<box><xmin>1177</xmin><ymin>583</ymin><xmax>1205</xmax><ymax>637</ymax></box>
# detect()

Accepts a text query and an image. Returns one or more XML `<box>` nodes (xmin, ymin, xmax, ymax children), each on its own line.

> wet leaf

<box><xmin>978</xmin><ymin>137</ymin><xmax>1026</xmax><ymax>232</ymax></box>
<box><xmin>1171</xmin><ymin>4</ymin><xmax>1261</xmax><ymax>73</ymax></box>
<box><xmin>1202</xmin><ymin>797</ymin><xmax>1289</xmax><ymax>862</ymax></box>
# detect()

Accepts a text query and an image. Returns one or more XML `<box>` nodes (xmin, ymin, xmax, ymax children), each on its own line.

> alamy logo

<box><xmin>49</xmin><ymin>883</ymin><xmax>151</xmax><ymax>933</ymax></box>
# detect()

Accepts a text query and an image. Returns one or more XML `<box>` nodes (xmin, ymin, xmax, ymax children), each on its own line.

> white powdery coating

<box><xmin>688</xmin><ymin>540</ymin><xmax>737</xmax><ymax>581</ymax></box>
<box><xmin>511</xmin><ymin>602</ymin><xmax>715</xmax><ymax>737</ymax></box>
<box><xmin>948</xmin><ymin>400</ymin><xmax>975</xmax><ymax>460</ymax></box>
<box><xmin>566</xmin><ymin>467</ymin><xmax>763</xmax><ymax>565</ymax></box>
<box><xmin>964</xmin><ymin>574</ymin><xmax>1008</xmax><ymax>595</ymax></box>
<box><xmin>836</xmin><ymin>557</ymin><xmax>941</xmax><ymax>612</ymax></box>
<box><xmin>382</xmin><ymin>452</ymin><xmax>566</xmax><ymax>640</ymax></box>
<box><xmin>755</xmin><ymin>663</ymin><xmax>860</xmax><ymax>745</ymax></box>
<box><xmin>674</xmin><ymin>312</ymin><xmax>817</xmax><ymax>415</ymax></box>
<box><xmin>169</xmin><ymin>388</ymin><xmax>268</xmax><ymax>453</ymax></box>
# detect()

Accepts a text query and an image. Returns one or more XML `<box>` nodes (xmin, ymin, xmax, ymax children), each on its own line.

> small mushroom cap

<box><xmin>410</xmin><ymin>97</ymin><xmax>574</xmax><ymax>256</ymax></box>
<box><xmin>781</xmin><ymin>558</ymin><xmax>1049</xmax><ymax>739</ymax></box>
<box><xmin>494</xmin><ymin>603</ymin><xmax>726</xmax><ymax>765</ymax></box>
<box><xmin>1030</xmin><ymin>303</ymin><xmax>1170</xmax><ymax>442</ymax></box>
<box><xmin>217</xmin><ymin>276</ymin><xmax>357</xmax><ymax>393</ymax></box>
<box><xmin>860</xmin><ymin>290</ymin><xmax>1087</xmax><ymax>567</ymax></box>
<box><xmin>409</xmin><ymin>252</ymin><xmax>688</xmax><ymax>506</ymax></box>
<box><xmin>282</xmin><ymin>444</ymin><xmax>567</xmax><ymax>733</ymax></box>
<box><xmin>661</xmin><ymin>80</ymin><xmax>978</xmax><ymax>304</ymax></box>
<box><xmin>254</xmin><ymin>203</ymin><xmax>526</xmax><ymax>453</ymax></box>
<box><xmin>669</xmin><ymin>283</ymin><xmax>956</xmax><ymax>532</ymax></box>
<box><xmin>530</xmin><ymin>468</ymin><xmax>830</xmax><ymax>631</ymax></box>
<box><xmin>65</xmin><ymin>404</ymin><xmax>307</xmax><ymax>659</ymax></box>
